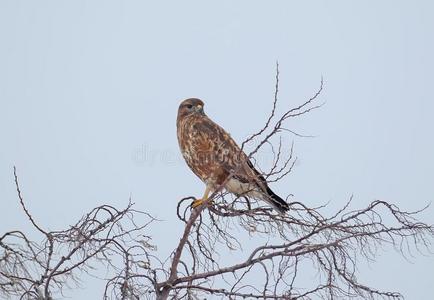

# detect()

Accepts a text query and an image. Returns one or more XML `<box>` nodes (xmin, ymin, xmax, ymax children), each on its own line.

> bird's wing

<box><xmin>190</xmin><ymin>115</ymin><xmax>268</xmax><ymax>189</ymax></box>
<box><xmin>197</xmin><ymin>118</ymin><xmax>268</xmax><ymax>190</ymax></box>
<box><xmin>190</xmin><ymin>115</ymin><xmax>288</xmax><ymax>212</ymax></box>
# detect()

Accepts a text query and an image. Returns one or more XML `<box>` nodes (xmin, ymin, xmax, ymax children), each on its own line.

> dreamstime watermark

<box><xmin>132</xmin><ymin>144</ymin><xmax>183</xmax><ymax>167</ymax></box>
<box><xmin>131</xmin><ymin>136</ymin><xmax>295</xmax><ymax>169</ymax></box>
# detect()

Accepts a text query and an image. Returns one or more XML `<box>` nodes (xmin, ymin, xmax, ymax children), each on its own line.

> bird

<box><xmin>176</xmin><ymin>98</ymin><xmax>289</xmax><ymax>213</ymax></box>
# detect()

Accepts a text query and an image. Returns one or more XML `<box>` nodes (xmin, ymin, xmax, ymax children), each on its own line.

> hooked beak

<box><xmin>195</xmin><ymin>105</ymin><xmax>204</xmax><ymax>114</ymax></box>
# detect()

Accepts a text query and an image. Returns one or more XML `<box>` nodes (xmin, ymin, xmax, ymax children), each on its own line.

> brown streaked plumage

<box><xmin>176</xmin><ymin>98</ymin><xmax>289</xmax><ymax>213</ymax></box>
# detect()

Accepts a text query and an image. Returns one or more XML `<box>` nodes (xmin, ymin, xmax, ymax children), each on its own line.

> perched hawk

<box><xmin>177</xmin><ymin>98</ymin><xmax>289</xmax><ymax>213</ymax></box>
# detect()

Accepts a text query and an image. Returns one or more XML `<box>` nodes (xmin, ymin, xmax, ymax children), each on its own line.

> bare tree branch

<box><xmin>2</xmin><ymin>65</ymin><xmax>433</xmax><ymax>300</ymax></box>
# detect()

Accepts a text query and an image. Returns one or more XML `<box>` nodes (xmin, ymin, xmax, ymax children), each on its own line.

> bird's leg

<box><xmin>191</xmin><ymin>186</ymin><xmax>211</xmax><ymax>208</ymax></box>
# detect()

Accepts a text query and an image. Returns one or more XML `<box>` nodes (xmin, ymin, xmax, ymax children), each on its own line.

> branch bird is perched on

<box><xmin>176</xmin><ymin>98</ymin><xmax>289</xmax><ymax>213</ymax></box>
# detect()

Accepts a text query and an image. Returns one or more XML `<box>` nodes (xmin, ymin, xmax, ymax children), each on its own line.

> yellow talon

<box><xmin>191</xmin><ymin>186</ymin><xmax>212</xmax><ymax>209</ymax></box>
<box><xmin>191</xmin><ymin>198</ymin><xmax>205</xmax><ymax>208</ymax></box>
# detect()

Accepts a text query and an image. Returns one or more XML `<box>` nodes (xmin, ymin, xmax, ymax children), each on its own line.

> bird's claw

<box><xmin>190</xmin><ymin>198</ymin><xmax>213</xmax><ymax>209</ymax></box>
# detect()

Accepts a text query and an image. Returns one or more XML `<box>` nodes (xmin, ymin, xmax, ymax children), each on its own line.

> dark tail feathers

<box><xmin>265</xmin><ymin>186</ymin><xmax>289</xmax><ymax>213</ymax></box>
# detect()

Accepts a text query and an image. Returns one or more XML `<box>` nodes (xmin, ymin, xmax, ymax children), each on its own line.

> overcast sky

<box><xmin>1</xmin><ymin>1</ymin><xmax>433</xmax><ymax>299</ymax></box>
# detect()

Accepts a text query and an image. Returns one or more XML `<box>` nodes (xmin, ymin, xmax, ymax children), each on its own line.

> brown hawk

<box><xmin>177</xmin><ymin>98</ymin><xmax>289</xmax><ymax>213</ymax></box>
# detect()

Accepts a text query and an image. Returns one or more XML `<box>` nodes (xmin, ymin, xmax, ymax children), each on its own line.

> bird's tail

<box><xmin>264</xmin><ymin>186</ymin><xmax>289</xmax><ymax>213</ymax></box>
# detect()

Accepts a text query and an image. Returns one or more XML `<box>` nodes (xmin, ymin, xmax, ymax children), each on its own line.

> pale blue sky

<box><xmin>1</xmin><ymin>1</ymin><xmax>433</xmax><ymax>299</ymax></box>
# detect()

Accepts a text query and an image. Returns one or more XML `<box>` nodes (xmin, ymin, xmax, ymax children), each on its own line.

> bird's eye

<box><xmin>186</xmin><ymin>104</ymin><xmax>193</xmax><ymax>109</ymax></box>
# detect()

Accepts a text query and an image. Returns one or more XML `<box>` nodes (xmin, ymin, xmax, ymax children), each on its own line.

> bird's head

<box><xmin>177</xmin><ymin>98</ymin><xmax>205</xmax><ymax>119</ymax></box>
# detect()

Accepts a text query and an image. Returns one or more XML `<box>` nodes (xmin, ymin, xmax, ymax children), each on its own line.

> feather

<box><xmin>263</xmin><ymin>186</ymin><xmax>290</xmax><ymax>213</ymax></box>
